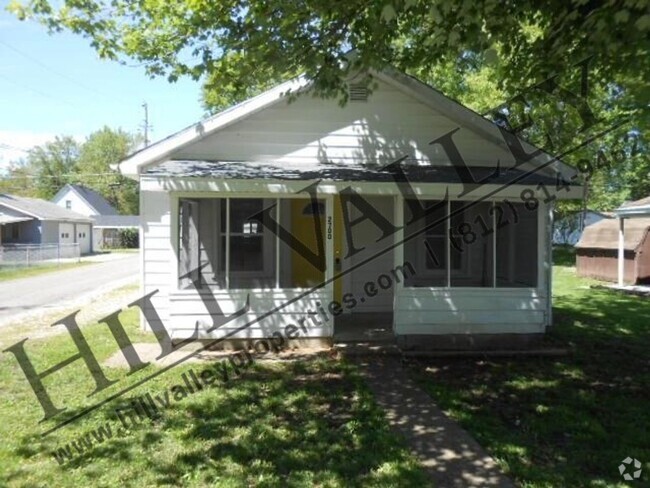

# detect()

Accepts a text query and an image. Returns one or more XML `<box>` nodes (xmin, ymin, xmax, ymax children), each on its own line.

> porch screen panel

<box><xmin>496</xmin><ymin>202</ymin><xmax>538</xmax><ymax>287</ymax></box>
<box><xmin>450</xmin><ymin>201</ymin><xmax>494</xmax><ymax>287</ymax></box>
<box><xmin>449</xmin><ymin>201</ymin><xmax>494</xmax><ymax>287</ymax></box>
<box><xmin>403</xmin><ymin>199</ymin><xmax>447</xmax><ymax>287</ymax></box>
<box><xmin>221</xmin><ymin>198</ymin><xmax>276</xmax><ymax>289</ymax></box>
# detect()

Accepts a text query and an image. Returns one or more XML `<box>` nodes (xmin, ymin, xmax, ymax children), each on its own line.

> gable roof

<box><xmin>53</xmin><ymin>184</ymin><xmax>118</xmax><ymax>215</ymax></box>
<box><xmin>576</xmin><ymin>217</ymin><xmax>650</xmax><ymax>252</ymax></box>
<box><xmin>0</xmin><ymin>194</ymin><xmax>93</xmax><ymax>223</ymax></box>
<box><xmin>118</xmin><ymin>68</ymin><xmax>578</xmax><ymax>181</ymax></box>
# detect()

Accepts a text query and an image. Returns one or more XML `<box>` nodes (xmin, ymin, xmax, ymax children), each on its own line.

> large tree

<box><xmin>26</xmin><ymin>136</ymin><xmax>80</xmax><ymax>200</ymax></box>
<box><xmin>77</xmin><ymin>127</ymin><xmax>140</xmax><ymax>214</ymax></box>
<box><xmin>9</xmin><ymin>0</ymin><xmax>648</xmax><ymax>211</ymax></box>
<box><xmin>10</xmin><ymin>1</ymin><xmax>648</xmax><ymax>113</ymax></box>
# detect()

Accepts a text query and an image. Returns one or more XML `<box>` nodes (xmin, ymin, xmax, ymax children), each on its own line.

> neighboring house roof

<box><xmin>576</xmin><ymin>217</ymin><xmax>650</xmax><ymax>252</ymax></box>
<box><xmin>93</xmin><ymin>215</ymin><xmax>139</xmax><ymax>228</ymax></box>
<box><xmin>615</xmin><ymin>196</ymin><xmax>650</xmax><ymax>218</ymax></box>
<box><xmin>145</xmin><ymin>159</ymin><xmax>565</xmax><ymax>186</ymax></box>
<box><xmin>118</xmin><ymin>67</ymin><xmax>579</xmax><ymax>181</ymax></box>
<box><xmin>53</xmin><ymin>184</ymin><xmax>118</xmax><ymax>215</ymax></box>
<box><xmin>0</xmin><ymin>194</ymin><xmax>94</xmax><ymax>223</ymax></box>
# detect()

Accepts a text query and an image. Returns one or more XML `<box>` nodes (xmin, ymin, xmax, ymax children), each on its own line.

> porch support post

<box><xmin>225</xmin><ymin>198</ymin><xmax>230</xmax><ymax>289</ymax></box>
<box><xmin>275</xmin><ymin>198</ymin><xmax>280</xmax><ymax>289</ymax></box>
<box><xmin>446</xmin><ymin>199</ymin><xmax>451</xmax><ymax>287</ymax></box>
<box><xmin>492</xmin><ymin>201</ymin><xmax>497</xmax><ymax>288</ymax></box>
<box><xmin>394</xmin><ymin>196</ymin><xmax>404</xmax><ymax>333</ymax></box>
<box><xmin>618</xmin><ymin>216</ymin><xmax>625</xmax><ymax>286</ymax></box>
<box><xmin>325</xmin><ymin>195</ymin><xmax>334</xmax><ymax>304</ymax></box>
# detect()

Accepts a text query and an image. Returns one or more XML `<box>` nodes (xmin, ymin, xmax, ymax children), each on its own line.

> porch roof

<box><xmin>144</xmin><ymin>159</ymin><xmax>568</xmax><ymax>186</ymax></box>
<box><xmin>0</xmin><ymin>215</ymin><xmax>33</xmax><ymax>225</ymax></box>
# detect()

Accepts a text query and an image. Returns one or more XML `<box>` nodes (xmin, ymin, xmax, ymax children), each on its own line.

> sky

<box><xmin>0</xmin><ymin>5</ymin><xmax>205</xmax><ymax>171</ymax></box>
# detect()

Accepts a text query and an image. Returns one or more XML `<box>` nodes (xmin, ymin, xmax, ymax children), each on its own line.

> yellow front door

<box><xmin>290</xmin><ymin>199</ymin><xmax>326</xmax><ymax>287</ymax></box>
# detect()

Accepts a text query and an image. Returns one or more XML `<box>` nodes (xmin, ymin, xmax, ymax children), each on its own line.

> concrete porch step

<box><xmin>334</xmin><ymin>342</ymin><xmax>401</xmax><ymax>356</ymax></box>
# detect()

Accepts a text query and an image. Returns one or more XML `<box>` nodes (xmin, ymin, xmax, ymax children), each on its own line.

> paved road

<box><xmin>0</xmin><ymin>254</ymin><xmax>139</xmax><ymax>324</ymax></box>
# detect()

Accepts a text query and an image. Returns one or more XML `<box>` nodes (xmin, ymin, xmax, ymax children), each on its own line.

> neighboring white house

<box><xmin>52</xmin><ymin>183</ymin><xmax>118</xmax><ymax>217</ymax></box>
<box><xmin>0</xmin><ymin>193</ymin><xmax>94</xmax><ymax>255</ymax></box>
<box><xmin>553</xmin><ymin>209</ymin><xmax>614</xmax><ymax>246</ymax></box>
<box><xmin>118</xmin><ymin>67</ymin><xmax>582</xmax><ymax>350</ymax></box>
<box><xmin>52</xmin><ymin>184</ymin><xmax>139</xmax><ymax>249</ymax></box>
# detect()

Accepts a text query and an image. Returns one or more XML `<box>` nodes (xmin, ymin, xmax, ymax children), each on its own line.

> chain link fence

<box><xmin>0</xmin><ymin>243</ymin><xmax>81</xmax><ymax>266</ymax></box>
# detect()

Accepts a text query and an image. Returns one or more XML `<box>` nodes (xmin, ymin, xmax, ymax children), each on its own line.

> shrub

<box><xmin>118</xmin><ymin>228</ymin><xmax>139</xmax><ymax>248</ymax></box>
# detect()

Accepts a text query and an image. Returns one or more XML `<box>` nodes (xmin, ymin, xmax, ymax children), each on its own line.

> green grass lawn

<box><xmin>0</xmin><ymin>308</ymin><xmax>427</xmax><ymax>487</ymax></box>
<box><xmin>0</xmin><ymin>261</ymin><xmax>91</xmax><ymax>282</ymax></box>
<box><xmin>408</xmin><ymin>253</ymin><xmax>650</xmax><ymax>487</ymax></box>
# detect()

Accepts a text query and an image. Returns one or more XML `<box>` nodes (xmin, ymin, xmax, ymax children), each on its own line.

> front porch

<box><xmin>150</xmin><ymin>177</ymin><xmax>554</xmax><ymax>349</ymax></box>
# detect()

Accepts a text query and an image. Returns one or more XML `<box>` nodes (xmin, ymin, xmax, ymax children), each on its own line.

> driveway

<box><xmin>0</xmin><ymin>254</ymin><xmax>139</xmax><ymax>325</ymax></box>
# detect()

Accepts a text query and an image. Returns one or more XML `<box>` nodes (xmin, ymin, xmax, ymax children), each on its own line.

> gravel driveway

<box><xmin>0</xmin><ymin>254</ymin><xmax>139</xmax><ymax>325</ymax></box>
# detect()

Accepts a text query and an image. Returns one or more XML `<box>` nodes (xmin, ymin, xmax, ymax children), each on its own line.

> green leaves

<box><xmin>6</xmin><ymin>0</ymin><xmax>648</xmax><ymax>214</ymax></box>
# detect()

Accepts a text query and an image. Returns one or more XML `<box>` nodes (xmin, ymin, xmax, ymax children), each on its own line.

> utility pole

<box><xmin>141</xmin><ymin>102</ymin><xmax>151</xmax><ymax>147</ymax></box>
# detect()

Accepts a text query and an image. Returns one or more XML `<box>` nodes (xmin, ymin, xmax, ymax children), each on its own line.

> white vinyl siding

<box><xmin>53</xmin><ymin>188</ymin><xmax>97</xmax><ymax>216</ymax></box>
<box><xmin>172</xmin><ymin>79</ymin><xmax>517</xmax><ymax>169</ymax></box>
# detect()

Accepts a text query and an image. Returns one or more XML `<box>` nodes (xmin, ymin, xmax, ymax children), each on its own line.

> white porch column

<box><xmin>618</xmin><ymin>216</ymin><xmax>625</xmax><ymax>286</ymax></box>
<box><xmin>393</xmin><ymin>196</ymin><xmax>404</xmax><ymax>333</ymax></box>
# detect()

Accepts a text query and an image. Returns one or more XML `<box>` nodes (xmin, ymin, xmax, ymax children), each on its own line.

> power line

<box><xmin>0</xmin><ymin>39</ymin><xmax>132</xmax><ymax>106</ymax></box>
<box><xmin>0</xmin><ymin>72</ymin><xmax>80</xmax><ymax>108</ymax></box>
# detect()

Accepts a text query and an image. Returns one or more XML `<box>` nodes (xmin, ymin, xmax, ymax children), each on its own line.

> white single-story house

<box><xmin>0</xmin><ymin>193</ymin><xmax>94</xmax><ymax>255</ymax></box>
<box><xmin>118</xmin><ymin>68</ymin><xmax>582</xmax><ymax>350</ymax></box>
<box><xmin>52</xmin><ymin>184</ymin><xmax>139</xmax><ymax>249</ymax></box>
<box><xmin>553</xmin><ymin>209</ymin><xmax>613</xmax><ymax>246</ymax></box>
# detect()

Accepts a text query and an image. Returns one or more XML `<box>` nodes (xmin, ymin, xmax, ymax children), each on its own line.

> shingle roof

<box><xmin>145</xmin><ymin>159</ymin><xmax>569</xmax><ymax>186</ymax></box>
<box><xmin>55</xmin><ymin>184</ymin><xmax>118</xmax><ymax>215</ymax></box>
<box><xmin>576</xmin><ymin>217</ymin><xmax>650</xmax><ymax>252</ymax></box>
<box><xmin>0</xmin><ymin>194</ymin><xmax>94</xmax><ymax>223</ymax></box>
<box><xmin>93</xmin><ymin>215</ymin><xmax>139</xmax><ymax>228</ymax></box>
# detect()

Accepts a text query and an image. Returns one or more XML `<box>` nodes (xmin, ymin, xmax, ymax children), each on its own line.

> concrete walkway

<box><xmin>354</xmin><ymin>356</ymin><xmax>514</xmax><ymax>488</ymax></box>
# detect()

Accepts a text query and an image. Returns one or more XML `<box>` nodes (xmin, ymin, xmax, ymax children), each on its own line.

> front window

<box><xmin>220</xmin><ymin>198</ymin><xmax>275</xmax><ymax>288</ymax></box>
<box><xmin>404</xmin><ymin>199</ymin><xmax>538</xmax><ymax>288</ymax></box>
<box><xmin>178</xmin><ymin>197</ymin><xmax>325</xmax><ymax>290</ymax></box>
<box><xmin>65</xmin><ymin>200</ymin><xmax>72</xmax><ymax>210</ymax></box>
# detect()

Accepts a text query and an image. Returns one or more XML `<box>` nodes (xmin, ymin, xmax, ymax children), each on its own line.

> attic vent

<box><xmin>348</xmin><ymin>83</ymin><xmax>369</xmax><ymax>102</ymax></box>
